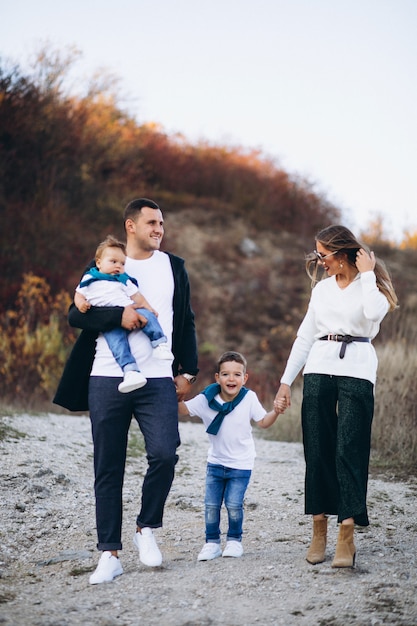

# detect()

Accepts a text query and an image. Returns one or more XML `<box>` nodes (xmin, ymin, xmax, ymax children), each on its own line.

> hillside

<box><xmin>162</xmin><ymin>207</ymin><xmax>309</xmax><ymax>386</ymax></box>
<box><xmin>160</xmin><ymin>207</ymin><xmax>417</xmax><ymax>403</ymax></box>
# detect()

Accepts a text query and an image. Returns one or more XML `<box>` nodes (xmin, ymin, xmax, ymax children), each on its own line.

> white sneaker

<box><xmin>133</xmin><ymin>528</ymin><xmax>162</xmax><ymax>566</ymax></box>
<box><xmin>89</xmin><ymin>551</ymin><xmax>123</xmax><ymax>584</ymax></box>
<box><xmin>222</xmin><ymin>540</ymin><xmax>244</xmax><ymax>558</ymax></box>
<box><xmin>118</xmin><ymin>371</ymin><xmax>147</xmax><ymax>393</ymax></box>
<box><xmin>197</xmin><ymin>542</ymin><xmax>222</xmax><ymax>561</ymax></box>
<box><xmin>152</xmin><ymin>344</ymin><xmax>174</xmax><ymax>360</ymax></box>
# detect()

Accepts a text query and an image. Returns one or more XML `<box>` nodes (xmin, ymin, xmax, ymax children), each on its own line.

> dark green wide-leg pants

<box><xmin>301</xmin><ymin>373</ymin><xmax>374</xmax><ymax>526</ymax></box>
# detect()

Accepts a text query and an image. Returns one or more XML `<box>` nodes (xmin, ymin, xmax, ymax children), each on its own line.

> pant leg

<box><xmin>132</xmin><ymin>378</ymin><xmax>180</xmax><ymax>528</ymax></box>
<box><xmin>204</xmin><ymin>463</ymin><xmax>226</xmax><ymax>543</ymax></box>
<box><xmin>336</xmin><ymin>376</ymin><xmax>374</xmax><ymax>526</ymax></box>
<box><xmin>135</xmin><ymin>308</ymin><xmax>167</xmax><ymax>347</ymax></box>
<box><xmin>224</xmin><ymin>468</ymin><xmax>251</xmax><ymax>541</ymax></box>
<box><xmin>103</xmin><ymin>328</ymin><xmax>138</xmax><ymax>372</ymax></box>
<box><xmin>302</xmin><ymin>374</ymin><xmax>339</xmax><ymax>516</ymax></box>
<box><xmin>88</xmin><ymin>376</ymin><xmax>133</xmax><ymax>551</ymax></box>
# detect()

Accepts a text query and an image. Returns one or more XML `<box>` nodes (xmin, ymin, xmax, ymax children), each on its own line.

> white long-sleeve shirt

<box><xmin>280</xmin><ymin>271</ymin><xmax>389</xmax><ymax>386</ymax></box>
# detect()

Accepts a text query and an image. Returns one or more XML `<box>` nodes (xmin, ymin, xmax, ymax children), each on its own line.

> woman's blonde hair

<box><xmin>306</xmin><ymin>225</ymin><xmax>398</xmax><ymax>311</ymax></box>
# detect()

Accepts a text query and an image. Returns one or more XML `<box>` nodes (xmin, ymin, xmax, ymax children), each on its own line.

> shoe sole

<box><xmin>118</xmin><ymin>380</ymin><xmax>147</xmax><ymax>393</ymax></box>
<box><xmin>89</xmin><ymin>567</ymin><xmax>124</xmax><ymax>584</ymax></box>
<box><xmin>222</xmin><ymin>552</ymin><xmax>243</xmax><ymax>558</ymax></box>
<box><xmin>197</xmin><ymin>550</ymin><xmax>222</xmax><ymax>561</ymax></box>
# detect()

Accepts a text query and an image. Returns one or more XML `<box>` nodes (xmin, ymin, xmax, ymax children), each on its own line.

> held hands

<box><xmin>274</xmin><ymin>383</ymin><xmax>291</xmax><ymax>413</ymax></box>
<box><xmin>174</xmin><ymin>375</ymin><xmax>192</xmax><ymax>402</ymax></box>
<box><xmin>355</xmin><ymin>248</ymin><xmax>376</xmax><ymax>273</ymax></box>
<box><xmin>274</xmin><ymin>398</ymin><xmax>287</xmax><ymax>414</ymax></box>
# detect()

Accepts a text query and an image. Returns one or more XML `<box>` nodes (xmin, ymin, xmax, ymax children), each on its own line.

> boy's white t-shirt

<box><xmin>184</xmin><ymin>390</ymin><xmax>267</xmax><ymax>470</ymax></box>
<box><xmin>90</xmin><ymin>251</ymin><xmax>174</xmax><ymax>379</ymax></box>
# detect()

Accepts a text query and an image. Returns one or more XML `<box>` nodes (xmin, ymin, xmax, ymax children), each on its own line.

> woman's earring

<box><xmin>339</xmin><ymin>262</ymin><xmax>344</xmax><ymax>268</ymax></box>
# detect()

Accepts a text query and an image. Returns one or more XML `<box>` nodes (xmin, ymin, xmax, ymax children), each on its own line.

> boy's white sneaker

<box><xmin>197</xmin><ymin>542</ymin><xmax>222</xmax><ymax>561</ymax></box>
<box><xmin>133</xmin><ymin>527</ymin><xmax>162</xmax><ymax>566</ymax></box>
<box><xmin>118</xmin><ymin>371</ymin><xmax>147</xmax><ymax>393</ymax></box>
<box><xmin>153</xmin><ymin>344</ymin><xmax>174</xmax><ymax>360</ymax></box>
<box><xmin>89</xmin><ymin>551</ymin><xmax>123</xmax><ymax>584</ymax></box>
<box><xmin>222</xmin><ymin>541</ymin><xmax>244</xmax><ymax>558</ymax></box>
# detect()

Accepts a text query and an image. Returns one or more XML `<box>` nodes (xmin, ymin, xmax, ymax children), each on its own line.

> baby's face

<box><xmin>97</xmin><ymin>247</ymin><xmax>126</xmax><ymax>275</ymax></box>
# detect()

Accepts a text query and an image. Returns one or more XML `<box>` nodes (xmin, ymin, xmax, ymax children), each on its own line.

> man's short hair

<box><xmin>124</xmin><ymin>198</ymin><xmax>159</xmax><ymax>222</ymax></box>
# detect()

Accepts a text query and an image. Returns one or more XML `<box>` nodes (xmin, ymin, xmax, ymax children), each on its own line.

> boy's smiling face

<box><xmin>215</xmin><ymin>360</ymin><xmax>248</xmax><ymax>402</ymax></box>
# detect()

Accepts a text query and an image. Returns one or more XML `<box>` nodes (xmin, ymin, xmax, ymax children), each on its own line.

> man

<box><xmin>54</xmin><ymin>198</ymin><xmax>198</xmax><ymax>584</ymax></box>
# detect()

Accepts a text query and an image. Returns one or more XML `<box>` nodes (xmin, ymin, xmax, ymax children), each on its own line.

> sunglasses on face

<box><xmin>313</xmin><ymin>250</ymin><xmax>337</xmax><ymax>262</ymax></box>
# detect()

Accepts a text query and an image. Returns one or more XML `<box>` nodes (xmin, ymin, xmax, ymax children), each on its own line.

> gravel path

<box><xmin>0</xmin><ymin>412</ymin><xmax>416</xmax><ymax>626</ymax></box>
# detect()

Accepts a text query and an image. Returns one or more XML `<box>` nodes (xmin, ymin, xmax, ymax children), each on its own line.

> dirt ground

<box><xmin>1</xmin><ymin>412</ymin><xmax>416</xmax><ymax>626</ymax></box>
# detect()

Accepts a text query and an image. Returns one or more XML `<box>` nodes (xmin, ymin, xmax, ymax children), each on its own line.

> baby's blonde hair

<box><xmin>95</xmin><ymin>235</ymin><xmax>126</xmax><ymax>263</ymax></box>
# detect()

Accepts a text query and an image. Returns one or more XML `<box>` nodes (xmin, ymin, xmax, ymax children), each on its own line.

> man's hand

<box><xmin>174</xmin><ymin>375</ymin><xmax>193</xmax><ymax>402</ymax></box>
<box><xmin>121</xmin><ymin>305</ymin><xmax>148</xmax><ymax>331</ymax></box>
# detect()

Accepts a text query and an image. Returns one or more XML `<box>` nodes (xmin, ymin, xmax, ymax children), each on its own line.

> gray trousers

<box><xmin>302</xmin><ymin>373</ymin><xmax>374</xmax><ymax>526</ymax></box>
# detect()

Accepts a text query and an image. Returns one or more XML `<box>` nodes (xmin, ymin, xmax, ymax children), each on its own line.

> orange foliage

<box><xmin>0</xmin><ymin>51</ymin><xmax>340</xmax><ymax>311</ymax></box>
<box><xmin>400</xmin><ymin>229</ymin><xmax>417</xmax><ymax>250</ymax></box>
<box><xmin>0</xmin><ymin>274</ymin><xmax>76</xmax><ymax>403</ymax></box>
<box><xmin>360</xmin><ymin>214</ymin><xmax>394</xmax><ymax>248</ymax></box>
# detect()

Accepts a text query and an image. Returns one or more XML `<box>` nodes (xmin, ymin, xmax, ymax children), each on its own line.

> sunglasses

<box><xmin>313</xmin><ymin>250</ymin><xmax>337</xmax><ymax>262</ymax></box>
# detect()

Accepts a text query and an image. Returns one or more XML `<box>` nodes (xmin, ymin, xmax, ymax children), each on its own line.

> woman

<box><xmin>274</xmin><ymin>225</ymin><xmax>398</xmax><ymax>568</ymax></box>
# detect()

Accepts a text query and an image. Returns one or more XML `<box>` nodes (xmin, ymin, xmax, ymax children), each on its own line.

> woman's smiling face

<box><xmin>315</xmin><ymin>242</ymin><xmax>341</xmax><ymax>276</ymax></box>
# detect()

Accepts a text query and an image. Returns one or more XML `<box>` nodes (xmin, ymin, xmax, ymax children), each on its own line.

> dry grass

<box><xmin>372</xmin><ymin>341</ymin><xmax>417</xmax><ymax>472</ymax></box>
<box><xmin>260</xmin><ymin>383</ymin><xmax>303</xmax><ymax>444</ymax></box>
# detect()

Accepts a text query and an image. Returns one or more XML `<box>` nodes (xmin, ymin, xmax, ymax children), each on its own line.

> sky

<box><xmin>1</xmin><ymin>0</ymin><xmax>416</xmax><ymax>242</ymax></box>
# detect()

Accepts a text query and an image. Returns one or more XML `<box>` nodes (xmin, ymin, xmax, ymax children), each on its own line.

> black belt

<box><xmin>319</xmin><ymin>334</ymin><xmax>370</xmax><ymax>359</ymax></box>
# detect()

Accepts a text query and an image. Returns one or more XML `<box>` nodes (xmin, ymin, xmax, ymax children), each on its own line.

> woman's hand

<box><xmin>274</xmin><ymin>383</ymin><xmax>291</xmax><ymax>411</ymax></box>
<box><xmin>273</xmin><ymin>398</ymin><xmax>287</xmax><ymax>414</ymax></box>
<box><xmin>356</xmin><ymin>248</ymin><xmax>375</xmax><ymax>273</ymax></box>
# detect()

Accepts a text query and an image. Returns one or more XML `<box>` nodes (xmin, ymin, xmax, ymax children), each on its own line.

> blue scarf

<box><xmin>202</xmin><ymin>383</ymin><xmax>249</xmax><ymax>435</ymax></box>
<box><xmin>79</xmin><ymin>267</ymin><xmax>138</xmax><ymax>288</ymax></box>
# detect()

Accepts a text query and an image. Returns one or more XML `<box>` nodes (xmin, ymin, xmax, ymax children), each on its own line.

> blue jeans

<box><xmin>204</xmin><ymin>463</ymin><xmax>251</xmax><ymax>543</ymax></box>
<box><xmin>88</xmin><ymin>376</ymin><xmax>179</xmax><ymax>551</ymax></box>
<box><xmin>103</xmin><ymin>308</ymin><xmax>167</xmax><ymax>372</ymax></box>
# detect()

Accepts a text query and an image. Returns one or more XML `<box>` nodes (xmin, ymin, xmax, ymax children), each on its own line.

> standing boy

<box><xmin>178</xmin><ymin>351</ymin><xmax>285</xmax><ymax>560</ymax></box>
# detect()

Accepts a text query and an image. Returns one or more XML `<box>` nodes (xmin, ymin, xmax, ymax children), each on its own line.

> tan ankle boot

<box><xmin>306</xmin><ymin>518</ymin><xmax>328</xmax><ymax>564</ymax></box>
<box><xmin>331</xmin><ymin>523</ymin><xmax>356</xmax><ymax>568</ymax></box>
